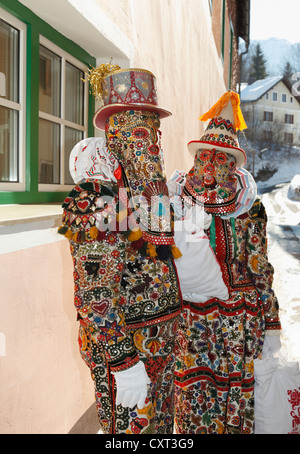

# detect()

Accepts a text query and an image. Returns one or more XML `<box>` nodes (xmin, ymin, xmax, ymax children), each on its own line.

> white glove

<box><xmin>113</xmin><ymin>361</ymin><xmax>151</xmax><ymax>409</ymax></box>
<box><xmin>261</xmin><ymin>333</ymin><xmax>282</xmax><ymax>359</ymax></box>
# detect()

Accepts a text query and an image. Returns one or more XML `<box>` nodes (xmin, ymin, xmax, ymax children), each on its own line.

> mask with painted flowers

<box><xmin>105</xmin><ymin>110</ymin><xmax>172</xmax><ymax>234</ymax></box>
<box><xmin>185</xmin><ymin>148</ymin><xmax>238</xmax><ymax>214</ymax></box>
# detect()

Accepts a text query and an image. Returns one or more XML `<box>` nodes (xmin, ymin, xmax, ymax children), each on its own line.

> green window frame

<box><xmin>221</xmin><ymin>0</ymin><xmax>226</xmax><ymax>62</ymax></box>
<box><xmin>228</xmin><ymin>21</ymin><xmax>233</xmax><ymax>89</ymax></box>
<box><xmin>0</xmin><ymin>0</ymin><xmax>95</xmax><ymax>204</ymax></box>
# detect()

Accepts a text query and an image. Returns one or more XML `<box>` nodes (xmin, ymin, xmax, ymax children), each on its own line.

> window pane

<box><xmin>39</xmin><ymin>119</ymin><xmax>60</xmax><ymax>183</ymax></box>
<box><xmin>65</xmin><ymin>61</ymin><xmax>84</xmax><ymax>125</ymax></box>
<box><xmin>64</xmin><ymin>127</ymin><xmax>83</xmax><ymax>184</ymax></box>
<box><xmin>39</xmin><ymin>45</ymin><xmax>61</xmax><ymax>117</ymax></box>
<box><xmin>0</xmin><ymin>19</ymin><xmax>19</xmax><ymax>103</ymax></box>
<box><xmin>0</xmin><ymin>106</ymin><xmax>18</xmax><ymax>182</ymax></box>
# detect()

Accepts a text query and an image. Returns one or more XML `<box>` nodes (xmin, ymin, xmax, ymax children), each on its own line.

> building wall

<box><xmin>242</xmin><ymin>81</ymin><xmax>300</xmax><ymax>146</ymax></box>
<box><xmin>0</xmin><ymin>212</ymin><xmax>96</xmax><ymax>433</ymax></box>
<box><xmin>1</xmin><ymin>0</ymin><xmax>242</xmax><ymax>434</ymax></box>
<box><xmin>91</xmin><ymin>0</ymin><xmax>231</xmax><ymax>176</ymax></box>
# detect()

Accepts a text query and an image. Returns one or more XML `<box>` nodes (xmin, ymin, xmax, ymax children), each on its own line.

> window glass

<box><xmin>38</xmin><ymin>41</ymin><xmax>87</xmax><ymax>187</ymax></box>
<box><xmin>38</xmin><ymin>118</ymin><xmax>60</xmax><ymax>184</ymax></box>
<box><xmin>65</xmin><ymin>61</ymin><xmax>84</xmax><ymax>125</ymax></box>
<box><xmin>0</xmin><ymin>18</ymin><xmax>20</xmax><ymax>183</ymax></box>
<box><xmin>0</xmin><ymin>106</ymin><xmax>18</xmax><ymax>182</ymax></box>
<box><xmin>0</xmin><ymin>18</ymin><xmax>19</xmax><ymax>103</ymax></box>
<box><xmin>39</xmin><ymin>45</ymin><xmax>61</xmax><ymax>117</ymax></box>
<box><xmin>0</xmin><ymin>6</ymin><xmax>93</xmax><ymax>201</ymax></box>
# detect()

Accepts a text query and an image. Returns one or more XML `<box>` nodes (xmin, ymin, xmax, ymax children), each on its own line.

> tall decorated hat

<box><xmin>188</xmin><ymin>90</ymin><xmax>247</xmax><ymax>168</ymax></box>
<box><xmin>86</xmin><ymin>63</ymin><xmax>172</xmax><ymax>130</ymax></box>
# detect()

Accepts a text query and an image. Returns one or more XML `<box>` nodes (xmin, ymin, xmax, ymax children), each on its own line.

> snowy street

<box><xmin>261</xmin><ymin>183</ymin><xmax>300</xmax><ymax>363</ymax></box>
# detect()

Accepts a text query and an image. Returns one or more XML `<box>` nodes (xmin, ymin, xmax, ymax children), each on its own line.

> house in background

<box><xmin>241</xmin><ymin>76</ymin><xmax>300</xmax><ymax>148</ymax></box>
<box><xmin>0</xmin><ymin>0</ymin><xmax>250</xmax><ymax>434</ymax></box>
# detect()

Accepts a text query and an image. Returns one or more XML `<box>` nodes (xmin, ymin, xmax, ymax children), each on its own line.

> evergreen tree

<box><xmin>248</xmin><ymin>44</ymin><xmax>268</xmax><ymax>84</ymax></box>
<box><xmin>282</xmin><ymin>61</ymin><xmax>294</xmax><ymax>81</ymax></box>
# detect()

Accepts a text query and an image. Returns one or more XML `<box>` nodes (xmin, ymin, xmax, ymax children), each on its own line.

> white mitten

<box><xmin>113</xmin><ymin>361</ymin><xmax>151</xmax><ymax>409</ymax></box>
<box><xmin>261</xmin><ymin>333</ymin><xmax>282</xmax><ymax>359</ymax></box>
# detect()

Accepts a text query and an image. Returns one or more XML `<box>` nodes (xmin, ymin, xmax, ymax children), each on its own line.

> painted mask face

<box><xmin>194</xmin><ymin>149</ymin><xmax>237</xmax><ymax>189</ymax></box>
<box><xmin>184</xmin><ymin>148</ymin><xmax>238</xmax><ymax>214</ymax></box>
<box><xmin>105</xmin><ymin>110</ymin><xmax>171</xmax><ymax>233</ymax></box>
<box><xmin>105</xmin><ymin>110</ymin><xmax>166</xmax><ymax>193</ymax></box>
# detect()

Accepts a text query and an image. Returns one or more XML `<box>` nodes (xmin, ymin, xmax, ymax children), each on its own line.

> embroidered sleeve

<box><xmin>246</xmin><ymin>199</ymin><xmax>281</xmax><ymax>332</ymax></box>
<box><xmin>58</xmin><ymin>182</ymin><xmax>139</xmax><ymax>372</ymax></box>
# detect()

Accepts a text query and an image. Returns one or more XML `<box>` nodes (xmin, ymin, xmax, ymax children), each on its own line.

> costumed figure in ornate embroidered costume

<box><xmin>58</xmin><ymin>65</ymin><xmax>182</xmax><ymax>434</ymax></box>
<box><xmin>168</xmin><ymin>91</ymin><xmax>281</xmax><ymax>434</ymax></box>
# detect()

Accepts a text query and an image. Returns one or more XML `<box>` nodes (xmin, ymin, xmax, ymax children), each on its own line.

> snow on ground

<box><xmin>260</xmin><ymin>181</ymin><xmax>300</xmax><ymax>363</ymax></box>
<box><xmin>255</xmin><ymin>148</ymin><xmax>300</xmax><ymax>193</ymax></box>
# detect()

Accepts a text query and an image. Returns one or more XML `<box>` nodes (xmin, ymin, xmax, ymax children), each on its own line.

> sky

<box><xmin>250</xmin><ymin>0</ymin><xmax>300</xmax><ymax>43</ymax></box>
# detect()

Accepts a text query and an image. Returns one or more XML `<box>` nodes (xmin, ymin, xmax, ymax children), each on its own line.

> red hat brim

<box><xmin>187</xmin><ymin>140</ymin><xmax>247</xmax><ymax>168</ymax></box>
<box><xmin>93</xmin><ymin>103</ymin><xmax>172</xmax><ymax>130</ymax></box>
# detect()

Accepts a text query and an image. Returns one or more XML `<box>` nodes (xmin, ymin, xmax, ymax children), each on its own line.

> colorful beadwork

<box><xmin>59</xmin><ymin>107</ymin><xmax>182</xmax><ymax>434</ymax></box>
<box><xmin>183</xmin><ymin>149</ymin><xmax>238</xmax><ymax>215</ymax></box>
<box><xmin>174</xmin><ymin>201</ymin><xmax>281</xmax><ymax>434</ymax></box>
<box><xmin>102</xmin><ymin>69</ymin><xmax>158</xmax><ymax>109</ymax></box>
<box><xmin>200</xmin><ymin>117</ymin><xmax>239</xmax><ymax>149</ymax></box>
<box><xmin>105</xmin><ymin>110</ymin><xmax>176</xmax><ymax>251</ymax></box>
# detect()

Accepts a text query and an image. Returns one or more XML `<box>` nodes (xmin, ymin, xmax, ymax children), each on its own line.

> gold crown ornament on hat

<box><xmin>188</xmin><ymin>91</ymin><xmax>248</xmax><ymax>168</ymax></box>
<box><xmin>86</xmin><ymin>64</ymin><xmax>172</xmax><ymax>130</ymax></box>
<box><xmin>85</xmin><ymin>62</ymin><xmax>121</xmax><ymax>103</ymax></box>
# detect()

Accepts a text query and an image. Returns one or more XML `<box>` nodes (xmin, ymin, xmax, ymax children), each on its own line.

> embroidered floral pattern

<box><xmin>175</xmin><ymin>199</ymin><xmax>280</xmax><ymax>434</ymax></box>
<box><xmin>61</xmin><ymin>107</ymin><xmax>182</xmax><ymax>433</ymax></box>
<box><xmin>287</xmin><ymin>388</ymin><xmax>300</xmax><ymax>434</ymax></box>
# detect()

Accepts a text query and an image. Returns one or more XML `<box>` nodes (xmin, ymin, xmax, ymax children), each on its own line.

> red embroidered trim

<box><xmin>142</xmin><ymin>230</ymin><xmax>175</xmax><ymax>245</ymax></box>
<box><xmin>110</xmin><ymin>354</ymin><xmax>140</xmax><ymax>373</ymax></box>
<box><xmin>125</xmin><ymin>309</ymin><xmax>181</xmax><ymax>330</ymax></box>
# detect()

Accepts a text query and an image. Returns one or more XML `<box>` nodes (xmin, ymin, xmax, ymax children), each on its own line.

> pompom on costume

<box><xmin>58</xmin><ymin>65</ymin><xmax>182</xmax><ymax>434</ymax></box>
<box><xmin>168</xmin><ymin>91</ymin><xmax>281</xmax><ymax>434</ymax></box>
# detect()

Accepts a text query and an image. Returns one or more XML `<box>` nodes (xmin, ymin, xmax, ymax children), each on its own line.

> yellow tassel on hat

<box><xmin>171</xmin><ymin>245</ymin><xmax>182</xmax><ymax>259</ymax></box>
<box><xmin>199</xmin><ymin>91</ymin><xmax>247</xmax><ymax>131</ymax></box>
<box><xmin>147</xmin><ymin>243</ymin><xmax>157</xmax><ymax>258</ymax></box>
<box><xmin>128</xmin><ymin>228</ymin><xmax>143</xmax><ymax>242</ymax></box>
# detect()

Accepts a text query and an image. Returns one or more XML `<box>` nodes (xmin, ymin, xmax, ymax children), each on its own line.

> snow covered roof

<box><xmin>241</xmin><ymin>76</ymin><xmax>283</xmax><ymax>102</ymax></box>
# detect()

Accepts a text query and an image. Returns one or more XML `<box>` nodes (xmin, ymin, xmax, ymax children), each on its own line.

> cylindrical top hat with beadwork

<box><xmin>188</xmin><ymin>91</ymin><xmax>247</xmax><ymax>168</ymax></box>
<box><xmin>87</xmin><ymin>64</ymin><xmax>172</xmax><ymax>130</ymax></box>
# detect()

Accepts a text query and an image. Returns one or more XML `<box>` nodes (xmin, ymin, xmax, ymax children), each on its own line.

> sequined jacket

<box><xmin>58</xmin><ymin>181</ymin><xmax>182</xmax><ymax>372</ymax></box>
<box><xmin>207</xmin><ymin>198</ymin><xmax>281</xmax><ymax>331</ymax></box>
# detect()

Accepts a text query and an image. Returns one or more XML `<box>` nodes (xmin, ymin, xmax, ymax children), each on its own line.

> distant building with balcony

<box><xmin>241</xmin><ymin>76</ymin><xmax>300</xmax><ymax>148</ymax></box>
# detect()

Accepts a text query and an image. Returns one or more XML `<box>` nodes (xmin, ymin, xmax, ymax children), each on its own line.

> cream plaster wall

<box><xmin>0</xmin><ymin>227</ymin><xmax>95</xmax><ymax>434</ymax></box>
<box><xmin>90</xmin><ymin>0</ymin><xmax>226</xmax><ymax>178</ymax></box>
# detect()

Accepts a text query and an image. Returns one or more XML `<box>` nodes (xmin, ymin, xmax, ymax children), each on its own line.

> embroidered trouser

<box><xmin>174</xmin><ymin>293</ymin><xmax>265</xmax><ymax>434</ymax></box>
<box><xmin>79</xmin><ymin>316</ymin><xmax>179</xmax><ymax>434</ymax></box>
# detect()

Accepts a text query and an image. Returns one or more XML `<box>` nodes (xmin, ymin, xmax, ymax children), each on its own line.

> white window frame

<box><xmin>0</xmin><ymin>7</ymin><xmax>26</xmax><ymax>192</ymax></box>
<box><xmin>38</xmin><ymin>36</ymin><xmax>89</xmax><ymax>192</ymax></box>
<box><xmin>285</xmin><ymin>113</ymin><xmax>294</xmax><ymax>124</ymax></box>
<box><xmin>263</xmin><ymin>111</ymin><xmax>273</xmax><ymax>122</ymax></box>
